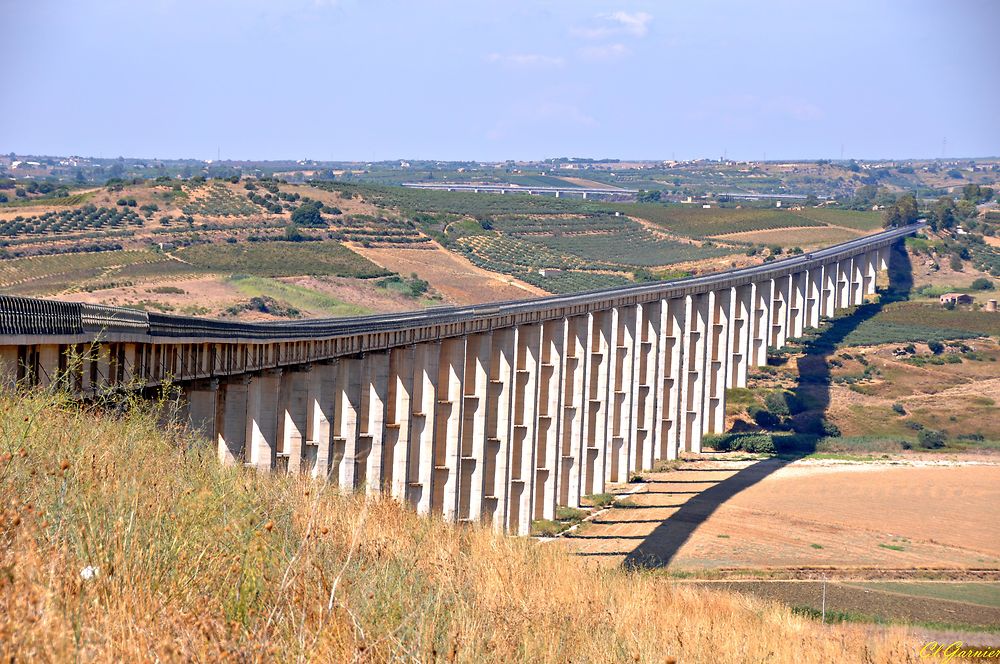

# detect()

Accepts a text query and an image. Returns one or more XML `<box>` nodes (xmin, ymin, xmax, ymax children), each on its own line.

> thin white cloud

<box><xmin>487</xmin><ymin>52</ymin><xmax>566</xmax><ymax>68</ymax></box>
<box><xmin>571</xmin><ymin>11</ymin><xmax>653</xmax><ymax>40</ymax></box>
<box><xmin>578</xmin><ymin>43</ymin><xmax>630</xmax><ymax>61</ymax></box>
<box><xmin>605</xmin><ymin>11</ymin><xmax>652</xmax><ymax>37</ymax></box>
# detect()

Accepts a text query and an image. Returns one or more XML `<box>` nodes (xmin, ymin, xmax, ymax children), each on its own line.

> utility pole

<box><xmin>821</xmin><ymin>576</ymin><xmax>827</xmax><ymax>623</ymax></box>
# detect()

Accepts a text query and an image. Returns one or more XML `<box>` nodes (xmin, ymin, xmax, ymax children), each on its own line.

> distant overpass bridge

<box><xmin>0</xmin><ymin>224</ymin><xmax>920</xmax><ymax>534</ymax></box>
<box><xmin>401</xmin><ymin>182</ymin><xmax>638</xmax><ymax>200</ymax></box>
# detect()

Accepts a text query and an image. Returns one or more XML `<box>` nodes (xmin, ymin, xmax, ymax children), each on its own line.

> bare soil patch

<box><xmin>351</xmin><ymin>242</ymin><xmax>546</xmax><ymax>304</ymax></box>
<box><xmin>565</xmin><ymin>460</ymin><xmax>1000</xmax><ymax>573</ymax></box>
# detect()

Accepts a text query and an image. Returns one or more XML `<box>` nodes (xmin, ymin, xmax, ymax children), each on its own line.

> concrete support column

<box><xmin>877</xmin><ymin>245</ymin><xmax>889</xmax><ymax>272</ymax></box>
<box><xmin>411</xmin><ymin>343</ymin><xmax>440</xmax><ymax>514</ymax></box>
<box><xmin>0</xmin><ymin>346</ymin><xmax>17</xmax><ymax>388</ymax></box>
<box><xmin>387</xmin><ymin>347</ymin><xmax>415</xmax><ymax>504</ymax></box>
<box><xmin>730</xmin><ymin>285</ymin><xmax>753</xmax><ymax>388</ymax></box>
<box><xmin>705</xmin><ymin>289</ymin><xmax>730</xmax><ymax>435</ymax></box>
<box><xmin>436</xmin><ymin>338</ymin><xmax>465</xmax><ymax>520</ymax></box>
<box><xmin>561</xmin><ymin>316</ymin><xmax>589</xmax><ymax>508</ymax></box>
<box><xmin>789</xmin><ymin>271</ymin><xmax>807</xmax><ymax>339</ymax></box>
<box><xmin>309</xmin><ymin>362</ymin><xmax>336</xmax><ymax>479</ymax></box>
<box><xmin>661</xmin><ymin>297</ymin><xmax>686</xmax><ymax>460</ymax></box>
<box><xmin>679</xmin><ymin>293</ymin><xmax>709</xmax><ymax>453</ymax></box>
<box><xmin>248</xmin><ymin>369</ymin><xmax>281</xmax><ymax>471</ymax></box>
<box><xmin>278</xmin><ymin>368</ymin><xmax>309</xmax><ymax>474</ymax></box>
<box><xmin>187</xmin><ymin>379</ymin><xmax>219</xmax><ymax>442</ymax></box>
<box><xmin>822</xmin><ymin>262</ymin><xmax>837</xmax><ymax>318</ymax></box>
<box><xmin>510</xmin><ymin>324</ymin><xmax>541</xmax><ymax>535</ymax></box>
<box><xmin>487</xmin><ymin>329</ymin><xmax>516</xmax><ymax>531</ymax></box>
<box><xmin>864</xmin><ymin>250</ymin><xmax>878</xmax><ymax>296</ymax></box>
<box><xmin>608</xmin><ymin>305</ymin><xmax>639</xmax><ymax>483</ymax></box>
<box><xmin>361</xmin><ymin>351</ymin><xmax>390</xmax><ymax>494</ymax></box>
<box><xmin>537</xmin><ymin>319</ymin><xmax>566</xmax><ymax>520</ymax></box>
<box><xmin>837</xmin><ymin>259</ymin><xmax>851</xmax><ymax>309</ymax></box>
<box><xmin>650</xmin><ymin>300</ymin><xmax>670</xmax><ymax>462</ymax></box>
<box><xmin>582</xmin><ymin>311</ymin><xmax>612</xmax><ymax>496</ymax></box>
<box><xmin>461</xmin><ymin>333</ymin><xmax>490</xmax><ymax>521</ymax></box>
<box><xmin>851</xmin><ymin>254</ymin><xmax>866</xmax><ymax>305</ymax></box>
<box><xmin>637</xmin><ymin>301</ymin><xmax>662</xmax><ymax>471</ymax></box>
<box><xmin>95</xmin><ymin>343</ymin><xmax>112</xmax><ymax>394</ymax></box>
<box><xmin>770</xmin><ymin>275</ymin><xmax>790</xmax><ymax>349</ymax></box>
<box><xmin>751</xmin><ymin>280</ymin><xmax>772</xmax><ymax>366</ymax></box>
<box><xmin>334</xmin><ymin>357</ymin><xmax>363</xmax><ymax>492</ymax></box>
<box><xmin>37</xmin><ymin>344</ymin><xmax>60</xmax><ymax>389</ymax></box>
<box><xmin>217</xmin><ymin>375</ymin><xmax>249</xmax><ymax>464</ymax></box>
<box><xmin>122</xmin><ymin>343</ymin><xmax>137</xmax><ymax>385</ymax></box>
<box><xmin>806</xmin><ymin>267</ymin><xmax>823</xmax><ymax>329</ymax></box>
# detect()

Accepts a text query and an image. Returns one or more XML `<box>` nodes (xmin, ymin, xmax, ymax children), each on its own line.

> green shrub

<box><xmin>748</xmin><ymin>405</ymin><xmax>780</xmax><ymax>428</ymax></box>
<box><xmin>530</xmin><ymin>519</ymin><xmax>565</xmax><ymax>537</ymax></box>
<box><xmin>711</xmin><ymin>432</ymin><xmax>776</xmax><ymax>454</ymax></box>
<box><xmin>917</xmin><ymin>429</ymin><xmax>946</xmax><ymax>449</ymax></box>
<box><xmin>891</xmin><ymin>403</ymin><xmax>906</xmax><ymax>415</ymax></box>
<box><xmin>971</xmin><ymin>277</ymin><xmax>995</xmax><ymax>291</ymax></box>
<box><xmin>928</xmin><ymin>340</ymin><xmax>945</xmax><ymax>355</ymax></box>
<box><xmin>764</xmin><ymin>391</ymin><xmax>791</xmax><ymax>416</ymax></box>
<box><xmin>820</xmin><ymin>419</ymin><xmax>842</xmax><ymax>437</ymax></box>
<box><xmin>555</xmin><ymin>506</ymin><xmax>587</xmax><ymax>522</ymax></box>
<box><xmin>583</xmin><ymin>493</ymin><xmax>615</xmax><ymax>508</ymax></box>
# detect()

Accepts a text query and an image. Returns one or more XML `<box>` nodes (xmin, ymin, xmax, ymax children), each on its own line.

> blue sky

<box><xmin>5</xmin><ymin>0</ymin><xmax>999</xmax><ymax>161</ymax></box>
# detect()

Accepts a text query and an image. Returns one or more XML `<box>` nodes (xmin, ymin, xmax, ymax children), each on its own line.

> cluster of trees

<box><xmin>846</xmin><ymin>185</ymin><xmax>897</xmax><ymax>210</ymax></box>
<box><xmin>962</xmin><ymin>183</ymin><xmax>994</xmax><ymax>204</ymax></box>
<box><xmin>927</xmin><ymin>195</ymin><xmax>981</xmax><ymax>231</ymax></box>
<box><xmin>881</xmin><ymin>193</ymin><xmax>919</xmax><ymax>227</ymax></box>
<box><xmin>289</xmin><ymin>199</ymin><xmax>341</xmax><ymax>227</ymax></box>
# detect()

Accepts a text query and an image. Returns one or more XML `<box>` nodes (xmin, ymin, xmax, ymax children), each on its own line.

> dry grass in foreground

<box><xmin>0</xmin><ymin>390</ymin><xmax>921</xmax><ymax>662</ymax></box>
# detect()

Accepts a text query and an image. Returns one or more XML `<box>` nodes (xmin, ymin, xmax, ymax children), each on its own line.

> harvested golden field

<box><xmin>709</xmin><ymin>225</ymin><xmax>865</xmax><ymax>248</ymax></box>
<box><xmin>0</xmin><ymin>390</ymin><xmax>921</xmax><ymax>663</ymax></box>
<box><xmin>564</xmin><ymin>459</ymin><xmax>1000</xmax><ymax>573</ymax></box>
<box><xmin>352</xmin><ymin>242</ymin><xmax>546</xmax><ymax>304</ymax></box>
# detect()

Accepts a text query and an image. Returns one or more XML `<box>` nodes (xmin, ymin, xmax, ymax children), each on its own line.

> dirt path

<box><xmin>562</xmin><ymin>458</ymin><xmax>1000</xmax><ymax>574</ymax></box>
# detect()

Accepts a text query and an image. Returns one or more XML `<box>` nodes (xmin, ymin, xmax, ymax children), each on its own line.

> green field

<box><xmin>227</xmin><ymin>275</ymin><xmax>372</xmax><ymax>317</ymax></box>
<box><xmin>0</xmin><ymin>205</ymin><xmax>145</xmax><ymax>237</ymax></box>
<box><xmin>0</xmin><ymin>250</ymin><xmax>173</xmax><ymax>295</ymax></box>
<box><xmin>494</xmin><ymin>214</ymin><xmax>732</xmax><ymax>267</ymax></box>
<box><xmin>176</xmin><ymin>241</ymin><xmax>390</xmax><ymax>278</ymax></box>
<box><xmin>0</xmin><ymin>192</ymin><xmax>94</xmax><ymax>208</ymax></box>
<box><xmin>314</xmin><ymin>182</ymin><xmax>598</xmax><ymax>217</ymax></box>
<box><xmin>842</xmin><ymin>302</ymin><xmax>1000</xmax><ymax>345</ymax></box>
<box><xmin>181</xmin><ymin>182</ymin><xmax>266</xmax><ymax>217</ymax></box>
<box><xmin>790</xmin><ymin>208</ymin><xmax>883</xmax><ymax>231</ymax></box>
<box><xmin>616</xmin><ymin>205</ymin><xmax>826</xmax><ymax>237</ymax></box>
<box><xmin>846</xmin><ymin>582</ymin><xmax>1000</xmax><ymax>609</ymax></box>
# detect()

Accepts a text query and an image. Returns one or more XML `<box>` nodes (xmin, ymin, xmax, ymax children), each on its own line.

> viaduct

<box><xmin>0</xmin><ymin>224</ymin><xmax>920</xmax><ymax>535</ymax></box>
<box><xmin>401</xmin><ymin>182</ymin><xmax>638</xmax><ymax>200</ymax></box>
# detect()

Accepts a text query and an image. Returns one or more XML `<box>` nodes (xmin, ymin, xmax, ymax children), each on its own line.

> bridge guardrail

<box><xmin>0</xmin><ymin>296</ymin><xmax>85</xmax><ymax>336</ymax></box>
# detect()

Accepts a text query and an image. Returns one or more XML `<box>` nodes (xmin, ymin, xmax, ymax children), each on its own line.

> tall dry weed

<box><xmin>0</xmin><ymin>389</ymin><xmax>921</xmax><ymax>662</ymax></box>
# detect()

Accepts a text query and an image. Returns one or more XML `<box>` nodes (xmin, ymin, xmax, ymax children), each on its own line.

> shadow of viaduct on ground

<box><xmin>620</xmin><ymin>241</ymin><xmax>914</xmax><ymax>569</ymax></box>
